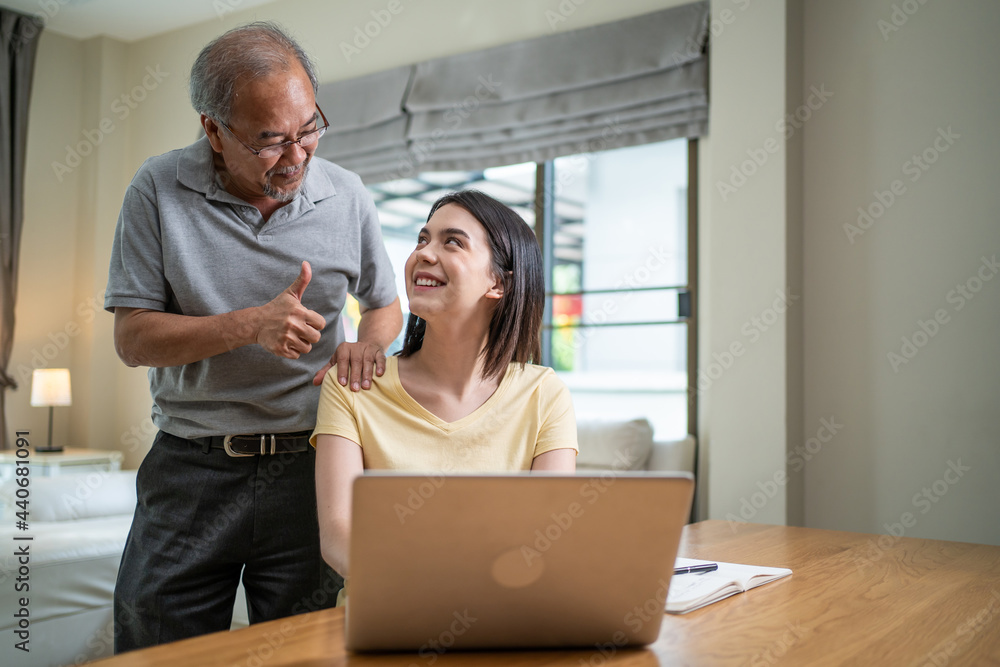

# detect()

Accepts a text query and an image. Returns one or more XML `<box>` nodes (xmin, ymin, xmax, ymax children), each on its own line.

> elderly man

<box><xmin>105</xmin><ymin>22</ymin><xmax>401</xmax><ymax>652</ymax></box>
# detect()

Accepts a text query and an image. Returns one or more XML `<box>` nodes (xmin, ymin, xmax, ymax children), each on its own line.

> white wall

<box><xmin>699</xmin><ymin>0</ymin><xmax>801</xmax><ymax>528</ymax></box>
<box><xmin>801</xmin><ymin>0</ymin><xmax>1000</xmax><ymax>544</ymax></box>
<box><xmin>8</xmin><ymin>32</ymin><xmax>85</xmax><ymax>453</ymax></box>
<box><xmin>700</xmin><ymin>0</ymin><xmax>1000</xmax><ymax>545</ymax></box>
<box><xmin>9</xmin><ymin>0</ymin><xmax>1000</xmax><ymax>544</ymax></box>
<box><xmin>9</xmin><ymin>32</ymin><xmax>162</xmax><ymax>468</ymax></box>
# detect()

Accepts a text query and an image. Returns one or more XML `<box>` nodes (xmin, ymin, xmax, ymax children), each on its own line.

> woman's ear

<box><xmin>485</xmin><ymin>271</ymin><xmax>511</xmax><ymax>301</ymax></box>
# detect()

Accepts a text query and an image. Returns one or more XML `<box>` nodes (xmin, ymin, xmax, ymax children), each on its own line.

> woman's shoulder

<box><xmin>364</xmin><ymin>355</ymin><xmax>402</xmax><ymax>395</ymax></box>
<box><xmin>321</xmin><ymin>355</ymin><xmax>401</xmax><ymax>401</ymax></box>
<box><xmin>503</xmin><ymin>362</ymin><xmax>566</xmax><ymax>393</ymax></box>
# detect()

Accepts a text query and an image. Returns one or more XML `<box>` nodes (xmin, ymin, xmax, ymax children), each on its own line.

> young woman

<box><xmin>312</xmin><ymin>190</ymin><xmax>577</xmax><ymax>584</ymax></box>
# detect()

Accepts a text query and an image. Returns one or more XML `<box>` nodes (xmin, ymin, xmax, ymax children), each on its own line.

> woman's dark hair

<box><xmin>399</xmin><ymin>190</ymin><xmax>545</xmax><ymax>380</ymax></box>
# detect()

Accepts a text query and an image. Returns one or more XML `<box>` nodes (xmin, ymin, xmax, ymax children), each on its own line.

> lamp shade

<box><xmin>30</xmin><ymin>368</ymin><xmax>72</xmax><ymax>407</ymax></box>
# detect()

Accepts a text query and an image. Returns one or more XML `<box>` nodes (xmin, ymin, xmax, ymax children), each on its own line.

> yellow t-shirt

<box><xmin>310</xmin><ymin>356</ymin><xmax>577</xmax><ymax>471</ymax></box>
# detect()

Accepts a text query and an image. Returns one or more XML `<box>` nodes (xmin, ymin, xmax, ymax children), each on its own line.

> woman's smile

<box><xmin>413</xmin><ymin>272</ymin><xmax>446</xmax><ymax>290</ymax></box>
<box><xmin>404</xmin><ymin>203</ymin><xmax>500</xmax><ymax>319</ymax></box>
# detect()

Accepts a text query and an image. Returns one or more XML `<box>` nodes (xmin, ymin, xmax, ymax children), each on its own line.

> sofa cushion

<box><xmin>0</xmin><ymin>470</ymin><xmax>137</xmax><ymax>522</ymax></box>
<box><xmin>575</xmin><ymin>418</ymin><xmax>654</xmax><ymax>471</ymax></box>
<box><xmin>0</xmin><ymin>516</ymin><xmax>132</xmax><ymax>625</ymax></box>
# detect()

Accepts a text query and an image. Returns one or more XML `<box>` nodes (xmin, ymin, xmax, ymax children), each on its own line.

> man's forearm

<box><xmin>114</xmin><ymin>307</ymin><xmax>260</xmax><ymax>368</ymax></box>
<box><xmin>115</xmin><ymin>264</ymin><xmax>327</xmax><ymax>368</ymax></box>
<box><xmin>357</xmin><ymin>297</ymin><xmax>403</xmax><ymax>350</ymax></box>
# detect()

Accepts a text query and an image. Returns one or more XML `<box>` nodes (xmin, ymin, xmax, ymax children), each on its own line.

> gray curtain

<box><xmin>0</xmin><ymin>9</ymin><xmax>44</xmax><ymax>449</ymax></box>
<box><xmin>314</xmin><ymin>1</ymin><xmax>708</xmax><ymax>183</ymax></box>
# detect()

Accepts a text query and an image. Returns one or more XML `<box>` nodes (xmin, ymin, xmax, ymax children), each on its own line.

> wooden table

<box><xmin>91</xmin><ymin>521</ymin><xmax>1000</xmax><ymax>666</ymax></box>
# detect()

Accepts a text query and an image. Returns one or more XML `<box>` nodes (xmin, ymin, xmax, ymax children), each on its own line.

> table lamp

<box><xmin>30</xmin><ymin>368</ymin><xmax>72</xmax><ymax>453</ymax></box>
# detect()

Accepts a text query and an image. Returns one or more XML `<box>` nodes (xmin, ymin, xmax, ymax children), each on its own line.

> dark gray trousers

<box><xmin>113</xmin><ymin>430</ymin><xmax>342</xmax><ymax>653</ymax></box>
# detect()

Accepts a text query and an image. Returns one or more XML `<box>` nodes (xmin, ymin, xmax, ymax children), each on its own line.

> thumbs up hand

<box><xmin>256</xmin><ymin>261</ymin><xmax>327</xmax><ymax>359</ymax></box>
<box><xmin>287</xmin><ymin>259</ymin><xmax>312</xmax><ymax>302</ymax></box>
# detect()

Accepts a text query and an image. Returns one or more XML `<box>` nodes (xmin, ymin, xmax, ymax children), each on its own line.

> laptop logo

<box><xmin>491</xmin><ymin>547</ymin><xmax>545</xmax><ymax>588</ymax></box>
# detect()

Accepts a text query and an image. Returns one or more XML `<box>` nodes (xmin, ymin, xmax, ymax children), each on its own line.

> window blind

<box><xmin>314</xmin><ymin>1</ymin><xmax>708</xmax><ymax>183</ymax></box>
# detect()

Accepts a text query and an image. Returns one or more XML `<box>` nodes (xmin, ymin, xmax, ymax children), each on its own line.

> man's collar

<box><xmin>176</xmin><ymin>135</ymin><xmax>337</xmax><ymax>204</ymax></box>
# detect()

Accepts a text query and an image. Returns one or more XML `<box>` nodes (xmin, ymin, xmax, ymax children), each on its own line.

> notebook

<box><xmin>345</xmin><ymin>472</ymin><xmax>694</xmax><ymax>652</ymax></box>
<box><xmin>666</xmin><ymin>558</ymin><xmax>793</xmax><ymax>614</ymax></box>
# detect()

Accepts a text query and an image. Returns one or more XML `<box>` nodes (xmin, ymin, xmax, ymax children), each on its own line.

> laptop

<box><xmin>345</xmin><ymin>472</ymin><xmax>694</xmax><ymax>652</ymax></box>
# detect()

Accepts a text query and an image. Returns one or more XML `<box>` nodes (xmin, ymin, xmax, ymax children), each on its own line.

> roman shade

<box><xmin>314</xmin><ymin>1</ymin><xmax>708</xmax><ymax>184</ymax></box>
<box><xmin>314</xmin><ymin>65</ymin><xmax>412</xmax><ymax>183</ymax></box>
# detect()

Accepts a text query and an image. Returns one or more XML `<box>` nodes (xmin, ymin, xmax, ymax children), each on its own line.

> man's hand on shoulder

<box><xmin>313</xmin><ymin>295</ymin><xmax>401</xmax><ymax>389</ymax></box>
<box><xmin>256</xmin><ymin>261</ymin><xmax>327</xmax><ymax>359</ymax></box>
<box><xmin>314</xmin><ymin>341</ymin><xmax>386</xmax><ymax>391</ymax></box>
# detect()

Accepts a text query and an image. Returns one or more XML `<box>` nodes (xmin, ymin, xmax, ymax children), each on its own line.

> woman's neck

<box><xmin>406</xmin><ymin>318</ymin><xmax>497</xmax><ymax>400</ymax></box>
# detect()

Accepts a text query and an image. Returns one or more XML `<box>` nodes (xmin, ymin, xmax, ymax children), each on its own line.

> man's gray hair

<box><xmin>190</xmin><ymin>21</ymin><xmax>318</xmax><ymax>125</ymax></box>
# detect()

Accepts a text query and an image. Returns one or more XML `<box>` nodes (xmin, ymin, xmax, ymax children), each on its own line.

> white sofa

<box><xmin>0</xmin><ymin>419</ymin><xmax>693</xmax><ymax>665</ymax></box>
<box><xmin>0</xmin><ymin>470</ymin><xmax>249</xmax><ymax>667</ymax></box>
<box><xmin>575</xmin><ymin>418</ymin><xmax>696</xmax><ymax>475</ymax></box>
<box><xmin>0</xmin><ymin>470</ymin><xmax>138</xmax><ymax>666</ymax></box>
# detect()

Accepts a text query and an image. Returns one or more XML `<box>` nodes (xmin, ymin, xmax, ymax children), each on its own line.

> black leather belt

<box><xmin>193</xmin><ymin>431</ymin><xmax>312</xmax><ymax>457</ymax></box>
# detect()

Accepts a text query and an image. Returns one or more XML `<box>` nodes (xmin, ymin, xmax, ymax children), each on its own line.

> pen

<box><xmin>674</xmin><ymin>563</ymin><xmax>718</xmax><ymax>575</ymax></box>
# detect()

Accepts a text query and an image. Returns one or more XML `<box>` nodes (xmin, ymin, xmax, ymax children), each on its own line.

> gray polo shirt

<box><xmin>105</xmin><ymin>136</ymin><xmax>397</xmax><ymax>438</ymax></box>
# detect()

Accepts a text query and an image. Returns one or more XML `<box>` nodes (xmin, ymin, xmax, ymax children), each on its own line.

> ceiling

<box><xmin>0</xmin><ymin>0</ymin><xmax>283</xmax><ymax>42</ymax></box>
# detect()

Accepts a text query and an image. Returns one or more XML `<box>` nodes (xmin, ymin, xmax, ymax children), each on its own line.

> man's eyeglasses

<box><xmin>219</xmin><ymin>105</ymin><xmax>329</xmax><ymax>159</ymax></box>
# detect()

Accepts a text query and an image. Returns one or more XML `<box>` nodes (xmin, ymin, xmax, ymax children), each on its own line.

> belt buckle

<box><xmin>222</xmin><ymin>434</ymin><xmax>276</xmax><ymax>457</ymax></box>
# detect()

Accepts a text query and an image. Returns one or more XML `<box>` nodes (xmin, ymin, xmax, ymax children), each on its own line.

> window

<box><xmin>346</xmin><ymin>138</ymin><xmax>694</xmax><ymax>439</ymax></box>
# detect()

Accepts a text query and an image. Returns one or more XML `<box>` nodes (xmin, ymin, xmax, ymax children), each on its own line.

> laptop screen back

<box><xmin>346</xmin><ymin>472</ymin><xmax>694</xmax><ymax>652</ymax></box>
